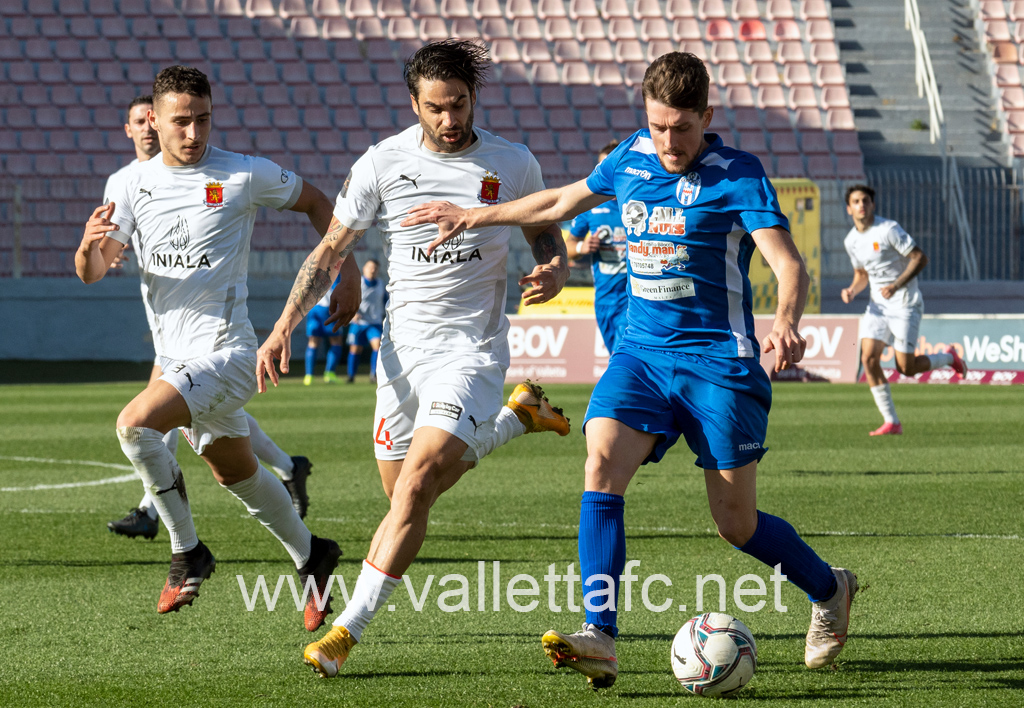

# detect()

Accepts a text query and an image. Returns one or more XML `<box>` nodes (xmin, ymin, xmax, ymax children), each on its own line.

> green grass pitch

<box><xmin>1</xmin><ymin>379</ymin><xmax>1022</xmax><ymax>706</ymax></box>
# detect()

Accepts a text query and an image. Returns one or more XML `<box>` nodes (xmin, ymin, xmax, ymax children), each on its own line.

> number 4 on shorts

<box><xmin>375</xmin><ymin>418</ymin><xmax>392</xmax><ymax>450</ymax></box>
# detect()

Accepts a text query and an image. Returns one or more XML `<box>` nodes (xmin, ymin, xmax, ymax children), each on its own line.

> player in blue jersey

<box><xmin>405</xmin><ymin>52</ymin><xmax>860</xmax><ymax>687</ymax></box>
<box><xmin>567</xmin><ymin>141</ymin><xmax>629</xmax><ymax>353</ymax></box>
<box><xmin>304</xmin><ymin>274</ymin><xmax>344</xmax><ymax>385</ymax></box>
<box><xmin>344</xmin><ymin>259</ymin><xmax>387</xmax><ymax>384</ymax></box>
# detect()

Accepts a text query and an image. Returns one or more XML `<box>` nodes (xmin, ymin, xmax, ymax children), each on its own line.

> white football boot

<box><xmin>542</xmin><ymin>623</ymin><xmax>618</xmax><ymax>689</ymax></box>
<box><xmin>805</xmin><ymin>567</ymin><xmax>860</xmax><ymax>669</ymax></box>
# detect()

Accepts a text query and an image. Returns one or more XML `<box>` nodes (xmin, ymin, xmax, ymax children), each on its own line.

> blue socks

<box><xmin>739</xmin><ymin>510</ymin><xmax>837</xmax><ymax>602</ymax></box>
<box><xmin>304</xmin><ymin>345</ymin><xmax>317</xmax><ymax>377</ymax></box>
<box><xmin>325</xmin><ymin>345</ymin><xmax>342</xmax><ymax>375</ymax></box>
<box><xmin>579</xmin><ymin>491</ymin><xmax>625</xmax><ymax>638</ymax></box>
<box><xmin>370</xmin><ymin>349</ymin><xmax>378</xmax><ymax>376</ymax></box>
<box><xmin>347</xmin><ymin>351</ymin><xmax>359</xmax><ymax>380</ymax></box>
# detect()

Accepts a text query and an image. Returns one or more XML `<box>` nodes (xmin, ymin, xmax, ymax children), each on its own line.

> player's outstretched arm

<box><xmin>76</xmin><ymin>203</ymin><xmax>126</xmax><ymax>284</ymax></box>
<box><xmin>256</xmin><ymin>216</ymin><xmax>366</xmax><ymax>392</ymax></box>
<box><xmin>520</xmin><ymin>223</ymin><xmax>570</xmax><ymax>306</ymax></box>
<box><xmin>841</xmin><ymin>268</ymin><xmax>869</xmax><ymax>303</ymax></box>
<box><xmin>402</xmin><ymin>179</ymin><xmax>609</xmax><ymax>256</ymax></box>
<box><xmin>752</xmin><ymin>225</ymin><xmax>810</xmax><ymax>372</ymax></box>
<box><xmin>879</xmin><ymin>247</ymin><xmax>928</xmax><ymax>299</ymax></box>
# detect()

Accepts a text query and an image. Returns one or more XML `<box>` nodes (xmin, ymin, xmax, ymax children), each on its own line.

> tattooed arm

<box><xmin>256</xmin><ymin>216</ymin><xmax>366</xmax><ymax>391</ymax></box>
<box><xmin>518</xmin><ymin>222</ymin><xmax>570</xmax><ymax>306</ymax></box>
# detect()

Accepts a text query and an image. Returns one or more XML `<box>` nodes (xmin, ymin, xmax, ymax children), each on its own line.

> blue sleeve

<box><xmin>568</xmin><ymin>212</ymin><xmax>589</xmax><ymax>238</ymax></box>
<box><xmin>726</xmin><ymin>154</ymin><xmax>790</xmax><ymax>234</ymax></box>
<box><xmin>584</xmin><ymin>134</ymin><xmax>635</xmax><ymax>197</ymax></box>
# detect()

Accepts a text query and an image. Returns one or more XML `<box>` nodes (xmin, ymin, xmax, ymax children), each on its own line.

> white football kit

<box><xmin>334</xmin><ymin>125</ymin><xmax>545</xmax><ymax>460</ymax></box>
<box><xmin>844</xmin><ymin>216</ymin><xmax>923</xmax><ymax>354</ymax></box>
<box><xmin>106</xmin><ymin>146</ymin><xmax>303</xmax><ymax>453</ymax></box>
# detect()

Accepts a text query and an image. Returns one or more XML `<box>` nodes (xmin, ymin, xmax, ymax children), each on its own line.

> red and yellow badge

<box><xmin>478</xmin><ymin>170</ymin><xmax>501</xmax><ymax>205</ymax></box>
<box><xmin>204</xmin><ymin>180</ymin><xmax>225</xmax><ymax>208</ymax></box>
<box><xmin>872</xmin><ymin>242</ymin><xmax>880</xmax><ymax>251</ymax></box>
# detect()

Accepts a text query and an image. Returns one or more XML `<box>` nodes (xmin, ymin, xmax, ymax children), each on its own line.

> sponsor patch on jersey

<box><xmin>628</xmin><ymin>239</ymin><xmax>678</xmax><ymax>275</ymax></box>
<box><xmin>622</xmin><ymin>200</ymin><xmax>649</xmax><ymax>236</ymax></box>
<box><xmin>478</xmin><ymin>171</ymin><xmax>501</xmax><ymax>204</ymax></box>
<box><xmin>676</xmin><ymin>172</ymin><xmax>701</xmax><ymax>206</ymax></box>
<box><xmin>873</xmin><ymin>242</ymin><xmax>880</xmax><ymax>251</ymax></box>
<box><xmin>429</xmin><ymin>401</ymin><xmax>463</xmax><ymax>420</ymax></box>
<box><xmin>629</xmin><ymin>275</ymin><xmax>695</xmax><ymax>301</ymax></box>
<box><xmin>647</xmin><ymin>206</ymin><xmax>686</xmax><ymax>236</ymax></box>
<box><xmin>204</xmin><ymin>181</ymin><xmax>225</xmax><ymax>207</ymax></box>
<box><xmin>168</xmin><ymin>215</ymin><xmax>190</xmax><ymax>251</ymax></box>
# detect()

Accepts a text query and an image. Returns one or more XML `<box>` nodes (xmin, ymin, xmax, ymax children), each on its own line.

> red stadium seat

<box><xmin>705</xmin><ymin>18</ymin><xmax>735</xmax><ymax>41</ymax></box>
<box><xmin>738</xmin><ymin>19</ymin><xmax>766</xmax><ymax>42</ymax></box>
<box><xmin>772</xmin><ymin>19</ymin><xmax>800</xmax><ymax>42</ymax></box>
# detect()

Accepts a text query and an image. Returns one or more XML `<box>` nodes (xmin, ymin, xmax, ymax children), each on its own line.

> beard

<box><xmin>421</xmin><ymin>108</ymin><xmax>476</xmax><ymax>154</ymax></box>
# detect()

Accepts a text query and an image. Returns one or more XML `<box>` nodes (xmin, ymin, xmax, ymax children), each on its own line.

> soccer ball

<box><xmin>670</xmin><ymin>613</ymin><xmax>757</xmax><ymax>697</ymax></box>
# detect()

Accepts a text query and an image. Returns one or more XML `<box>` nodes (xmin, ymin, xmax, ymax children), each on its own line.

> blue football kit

<box><xmin>569</xmin><ymin>202</ymin><xmax>629</xmax><ymax>352</ymax></box>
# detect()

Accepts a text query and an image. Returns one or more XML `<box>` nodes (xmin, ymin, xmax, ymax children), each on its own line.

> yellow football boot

<box><xmin>304</xmin><ymin>625</ymin><xmax>357</xmax><ymax>678</ymax></box>
<box><xmin>507</xmin><ymin>380</ymin><xmax>570</xmax><ymax>436</ymax></box>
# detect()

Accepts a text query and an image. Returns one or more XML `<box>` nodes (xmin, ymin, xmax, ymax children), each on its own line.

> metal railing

<box><xmin>905</xmin><ymin>0</ymin><xmax>980</xmax><ymax>280</ymax></box>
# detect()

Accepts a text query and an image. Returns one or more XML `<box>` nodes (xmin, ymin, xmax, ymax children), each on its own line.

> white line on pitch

<box><xmin>0</xmin><ymin>455</ymin><xmax>137</xmax><ymax>492</ymax></box>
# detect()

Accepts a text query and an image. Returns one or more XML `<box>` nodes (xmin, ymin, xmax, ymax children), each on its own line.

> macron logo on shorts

<box><xmin>738</xmin><ymin>442</ymin><xmax>761</xmax><ymax>452</ymax></box>
<box><xmin>429</xmin><ymin>402</ymin><xmax>463</xmax><ymax>420</ymax></box>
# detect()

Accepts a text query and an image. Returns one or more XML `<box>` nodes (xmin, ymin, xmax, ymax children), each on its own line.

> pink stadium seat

<box><xmin>522</xmin><ymin>39</ymin><xmax>553</xmax><ymax>62</ymax></box>
<box><xmin>353</xmin><ymin>84</ymin><xmax>384</xmax><ymax>106</ymax></box>
<box><xmin>320</xmin><ymin>17</ymin><xmax>352</xmax><ymax>37</ymax></box>
<box><xmin>743</xmin><ymin>40</ymin><xmax>772</xmax><ymax>64</ymax></box>
<box><xmin>707</xmin><ymin>83</ymin><xmax>722</xmax><ymax>106</ymax></box>
<box><xmin>586</xmin><ymin>130</ymin><xmax>615</xmax><ymax>150</ymax></box>
<box><xmin>238</xmin><ymin>38</ymin><xmax>266</xmax><ymax>60</ymax></box>
<box><xmin>647</xmin><ymin>39</ymin><xmax>674</xmax><ymax>62</ymax></box>
<box><xmin>70</xmin><ymin>16</ymin><xmax>98</xmax><ymax>38</ymax></box>
<box><xmin>985</xmin><ymin>20</ymin><xmax>1012</xmax><ymax>43</ymax></box>
<box><xmin>388</xmin><ymin>17</ymin><xmax>418</xmax><ymax>39</ymax></box>
<box><xmin>25</xmin><ymin>37</ymin><xmax>52</xmax><ymax>60</ymax></box>
<box><xmin>737</xmin><ymin>129</ymin><xmax>767</xmax><ymax>153</ymax></box>
<box><xmin>673</xmin><ymin>17</ymin><xmax>701</xmax><ymax>41</ymax></box>
<box><xmin>717</xmin><ymin>61</ymin><xmax>746</xmax><ymax>86</ymax></box>
<box><xmin>809</xmin><ymin>41</ymin><xmax>838</xmax><ymax>64</ymax></box>
<box><xmin>1012</xmin><ymin>133</ymin><xmax>1024</xmax><ymax>156</ymax></box>
<box><xmin>39</xmin><ymin>61</ymin><xmax>67</xmax><ymax>83</ymax></box>
<box><xmin>726</xmin><ymin>84</ymin><xmax>754</xmax><ymax>107</ymax></box>
<box><xmin>101</xmin><ymin>16</ymin><xmax>129</xmax><ymax>38</ymax></box>
<box><xmin>800</xmin><ymin>0</ymin><xmax>828</xmax><ymax>20</ymax></box>
<box><xmin>68</xmin><ymin>61</ymin><xmax>96</xmax><ymax>82</ymax></box>
<box><xmin>825</xmin><ymin>107</ymin><xmax>854</xmax><ymax>131</ymax></box>
<box><xmin>770</xmin><ymin>130</ymin><xmax>799</xmax><ymax>154</ymax></box>
<box><xmin>732</xmin><ymin>107</ymin><xmax>759</xmax><ymax>129</ymax></box>
<box><xmin>601</xmin><ymin>0</ymin><xmax>630</xmax><ymax>20</ymax></box>
<box><xmin>271</xmin><ymin>38</ymin><xmax>301</xmax><ymax>61</ymax></box>
<box><xmin>633</xmin><ymin>0</ymin><xmax>660</xmax><ymax>20</ymax></box>
<box><xmin>775</xmin><ymin>154</ymin><xmax>804</xmax><ymax>177</ymax></box>
<box><xmin>487</xmin><ymin>106</ymin><xmax>517</xmax><ymax>129</ymax></box>
<box><xmin>772</xmin><ymin>19</ymin><xmax>800</xmax><ymax>42</ymax></box>
<box><xmin>182</xmin><ymin>0</ymin><xmax>211</xmax><ymax>15</ymax></box>
<box><xmin>782</xmin><ymin>62</ymin><xmax>811</xmax><ymax>87</ymax></box>
<box><xmin>120</xmin><ymin>0</ymin><xmax>149</xmax><ymax>17</ymax></box>
<box><xmin>225</xmin><ymin>129</ymin><xmax>254</xmax><ymax>151</ymax></box>
<box><xmin>562</xmin><ymin>61</ymin><xmax>591</xmax><ymax>84</ymax></box>
<box><xmin>526</xmin><ymin>129</ymin><xmax>557</xmax><ymax>152</ymax></box>
<box><xmin>679</xmin><ymin>40</ymin><xmax>708</xmax><ymax>60</ymax></box>
<box><xmin>584</xmin><ymin>38</ymin><xmax>614</xmax><ymax>62</ymax></box>
<box><xmin>750</xmin><ymin>62</ymin><xmax>780</xmax><ymax>86</ymax></box>
<box><xmin>610</xmin><ymin>38</ymin><xmax>639</xmax><ymax>61</ymax></box>
<box><xmin>471</xmin><ymin>0</ymin><xmax>500</xmax><ymax>18</ymax></box>
<box><xmin>579</xmin><ymin>109</ymin><xmax>608</xmax><ymax>129</ymax></box>
<box><xmin>245</xmin><ymin>0</ymin><xmax>275</xmax><ymax>17</ymax></box>
<box><xmin>623</xmin><ymin>61</ymin><xmax>647</xmax><ymax>86</ymax></box>
<box><xmin>278</xmin><ymin>0</ymin><xmax>308</xmax><ymax>17</ymax></box>
<box><xmin>419</xmin><ymin>17</ymin><xmax>448</xmax><ymax>39</ymax></box>
<box><xmin>508</xmin><ymin>85</ymin><xmax>536</xmax><ymax>108</ymax></box>
<box><xmin>765</xmin><ymin>0</ymin><xmax>794</xmax><ymax>20</ymax></box>
<box><xmin>593</xmin><ymin>62</ymin><xmax>623</xmax><ymax>85</ymax></box>
<box><xmin>788</xmin><ymin>85</ymin><xmax>817</xmax><ymax>109</ymax></box>
<box><xmin>665</xmin><ymin>0</ymin><xmax>694</xmax><ymax>20</ymax></box>
<box><xmin>608</xmin><ymin>18</ymin><xmax>637</xmax><ymax>41</ymax></box>
<box><xmin>1015</xmin><ymin>22</ymin><xmax>1024</xmax><ymax>44</ymax></box>
<box><xmin>757</xmin><ymin>85</ymin><xmax>786</xmax><ymax>109</ymax></box>
<box><xmin>831</xmin><ymin>129</ymin><xmax>860</xmax><ymax>154</ymax></box>
<box><xmin>313</xmin><ymin>0</ymin><xmax>343</xmax><ymax>16</ymax></box>
<box><xmin>710</xmin><ymin>40</ymin><xmax>739</xmax><ymax>64</ymax></box>
<box><xmin>641</xmin><ymin>18</ymin><xmax>670</xmax><ymax>42</ymax></box>
<box><xmin>163</xmin><ymin>17</ymin><xmax>192</xmax><ymax>39</ymax></box>
<box><xmin>697</xmin><ymin>0</ymin><xmax>726</xmax><ymax>20</ymax></box>
<box><xmin>514</xmin><ymin>105</ymin><xmax>543</xmax><ymax>128</ymax></box>
<box><xmin>449</xmin><ymin>17</ymin><xmax>479</xmax><ymax>36</ymax></box>
<box><xmin>206</xmin><ymin>38</ymin><xmax>236</xmax><ymax>60</ymax></box>
<box><xmin>20</xmin><ymin>130</ymin><xmax>47</xmax><ymax>152</ymax></box>
<box><xmin>357</xmin><ymin>19</ymin><xmax>387</xmax><ymax>41</ymax></box>
<box><xmin>243</xmin><ymin>105</ymin><xmax>271</xmax><ymax>127</ymax></box>
<box><xmin>513</xmin><ymin>17</ymin><xmax>542</xmax><ymax>39</ymax></box>
<box><xmin>821</xmin><ymin>85</ymin><xmax>849</xmax><ymax>110</ymax></box>
<box><xmin>66</xmin><ymin>106</ymin><xmax>95</xmax><ymax>127</ymax></box>
<box><xmin>215</xmin><ymin>0</ymin><xmax>245</xmax><ymax>15</ymax></box>
<box><xmin>815</xmin><ymin>62</ymin><xmax>844</xmax><ymax>86</ymax></box>
<box><xmin>490</xmin><ymin>38</ymin><xmax>520</xmax><ymax>61</ymax></box>
<box><xmin>575</xmin><ymin>17</ymin><xmax>604</xmax><ymax>40</ymax></box>
<box><xmin>707</xmin><ymin>105</ymin><xmax>729</xmax><ymax>131</ymax></box>
<box><xmin>533</xmin><ymin>61</ymin><xmax>561</xmax><ymax>84</ymax></box>
<box><xmin>482</xmin><ymin>17</ymin><xmax>510</xmax><ymax>38</ymax></box>
<box><xmin>553</xmin><ymin>39</ymin><xmax>582</xmax><ymax>62</ymax></box>
<box><xmin>739</xmin><ymin>19</ymin><xmax>766</xmax><ymax>42</ymax></box>
<box><xmin>762</xmin><ymin>107</ymin><xmax>788</xmax><ymax>130</ymax></box>
<box><xmin>558</xmin><ymin>130</ymin><xmax>587</xmax><ymax>152</ymax></box>
<box><xmin>377</xmin><ymin>0</ymin><xmax>405</xmax><ymax>17</ymax></box>
<box><xmin>22</xmin><ymin>85</ymin><xmax>48</xmax><ymax>106</ymax></box>
<box><xmin>225</xmin><ymin>17</ymin><xmax>257</xmax><ymax>37</ymax></box>
<box><xmin>9</xmin><ymin>17</ymin><xmax>38</xmax><ymax>39</ymax></box>
<box><xmin>1006</xmin><ymin>109</ymin><xmax>1024</xmax><ymax>132</ymax></box>
<box><xmin>797</xmin><ymin>129</ymin><xmax>826</xmax><ymax>153</ymax></box>
<box><xmin>1010</xmin><ymin>1</ymin><xmax>1024</xmax><ymax>21</ymax></box>
<box><xmin>506</xmin><ymin>0</ymin><xmax>535</xmax><ymax>19</ymax></box>
<box><xmin>364</xmin><ymin>107</ymin><xmax>394</xmax><ymax>129</ymax></box>
<box><xmin>4</xmin><ymin>155</ymin><xmax>33</xmax><ymax>176</ymax></box>
<box><xmin>836</xmin><ymin>154</ymin><xmax>864</xmax><ymax>179</ymax></box>
<box><xmin>608</xmin><ymin>107</ymin><xmax>639</xmax><ymax>129</ymax></box>
<box><xmin>705</xmin><ymin>18</ymin><xmax>735</xmax><ymax>41</ymax></box>
<box><xmin>602</xmin><ymin>84</ymin><xmax>631</xmax><ymax>106</ymax></box>
<box><xmin>806</xmin><ymin>154</ymin><xmax>833</xmax><ymax>178</ymax></box>
<box><xmin>409</xmin><ymin>0</ymin><xmax>439</xmax><ymax>17</ymax></box>
<box><xmin>806</xmin><ymin>19</ymin><xmax>834</xmax><ymax>42</ymax></box>
<box><xmin>547</xmin><ymin>17</ymin><xmax>575</xmax><ymax>40</ymax></box>
<box><xmin>538</xmin><ymin>0</ymin><xmax>567</xmax><ymax>19</ymax></box>
<box><xmin>145</xmin><ymin>39</ymin><xmax>174</xmax><ymax>61</ymax></box>
<box><xmin>1002</xmin><ymin>87</ymin><xmax>1024</xmax><ymax>109</ymax></box>
<box><xmin>115</xmin><ymin>38</ymin><xmax>144</xmax><ymax>60</ymax></box>
<box><xmin>265</xmin><ymin>87</ymin><xmax>294</xmax><ymax>109</ymax></box>
<box><xmin>345</xmin><ymin>0</ymin><xmax>374</xmax><ymax>18</ymax></box>
<box><xmin>569</xmin><ymin>0</ymin><xmax>599</xmax><ymax>19</ymax></box>
<box><xmin>58</xmin><ymin>0</ymin><xmax>87</xmax><ymax>15</ymax></box>
<box><xmin>777</xmin><ymin>40</ymin><xmax>806</xmax><ymax>64</ymax></box>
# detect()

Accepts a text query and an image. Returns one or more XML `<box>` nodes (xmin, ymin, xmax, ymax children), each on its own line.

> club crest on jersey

<box><xmin>478</xmin><ymin>171</ymin><xmax>501</xmax><ymax>204</ymax></box>
<box><xmin>204</xmin><ymin>180</ymin><xmax>225</xmax><ymax>208</ymax></box>
<box><xmin>676</xmin><ymin>172</ymin><xmax>701</xmax><ymax>206</ymax></box>
<box><xmin>873</xmin><ymin>242</ymin><xmax>880</xmax><ymax>251</ymax></box>
<box><xmin>622</xmin><ymin>200</ymin><xmax>649</xmax><ymax>236</ymax></box>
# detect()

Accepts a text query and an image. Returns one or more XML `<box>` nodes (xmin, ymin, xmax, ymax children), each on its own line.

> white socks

<box><xmin>137</xmin><ymin>429</ymin><xmax>179</xmax><ymax>519</ymax></box>
<box><xmin>117</xmin><ymin>426</ymin><xmax>198</xmax><ymax>553</ymax></box>
<box><xmin>473</xmin><ymin>406</ymin><xmax>527</xmax><ymax>460</ymax></box>
<box><xmin>334</xmin><ymin>560</ymin><xmax>402</xmax><ymax>642</ymax></box>
<box><xmin>245</xmin><ymin>412</ymin><xmax>295</xmax><ymax>480</ymax></box>
<box><xmin>926</xmin><ymin>352</ymin><xmax>954</xmax><ymax>370</ymax></box>
<box><xmin>222</xmin><ymin>464</ymin><xmax>311</xmax><ymax>568</ymax></box>
<box><xmin>870</xmin><ymin>383</ymin><xmax>899</xmax><ymax>424</ymax></box>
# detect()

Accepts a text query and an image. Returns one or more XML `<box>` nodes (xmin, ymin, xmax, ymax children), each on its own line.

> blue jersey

<box><xmin>568</xmin><ymin>200</ymin><xmax>628</xmax><ymax>303</ymax></box>
<box><xmin>586</xmin><ymin>132</ymin><xmax>788</xmax><ymax>359</ymax></box>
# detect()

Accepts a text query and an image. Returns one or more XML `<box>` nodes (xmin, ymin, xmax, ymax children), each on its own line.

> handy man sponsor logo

<box><xmin>204</xmin><ymin>180</ymin><xmax>225</xmax><ymax>208</ymax></box>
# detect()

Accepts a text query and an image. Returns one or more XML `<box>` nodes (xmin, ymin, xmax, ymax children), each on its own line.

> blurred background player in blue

<box><xmin>346</xmin><ymin>259</ymin><xmax>387</xmax><ymax>384</ymax></box>
<box><xmin>567</xmin><ymin>141</ymin><xmax>629</xmax><ymax>353</ymax></box>
<box><xmin>303</xmin><ymin>274</ymin><xmax>344</xmax><ymax>385</ymax></box>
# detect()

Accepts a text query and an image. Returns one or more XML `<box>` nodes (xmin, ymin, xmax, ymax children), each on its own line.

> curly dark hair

<box><xmin>642</xmin><ymin>52</ymin><xmax>709</xmax><ymax>113</ymax></box>
<box><xmin>404</xmin><ymin>39</ymin><xmax>491</xmax><ymax>100</ymax></box>
<box><xmin>152</xmin><ymin>65</ymin><xmax>211</xmax><ymax>104</ymax></box>
<box><xmin>127</xmin><ymin>94</ymin><xmax>152</xmax><ymax>113</ymax></box>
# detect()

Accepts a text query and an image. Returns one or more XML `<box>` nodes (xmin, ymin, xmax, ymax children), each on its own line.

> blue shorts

<box><xmin>305</xmin><ymin>305</ymin><xmax>340</xmax><ymax>339</ymax></box>
<box><xmin>347</xmin><ymin>322</ymin><xmax>382</xmax><ymax>348</ymax></box>
<box><xmin>595</xmin><ymin>301</ymin><xmax>628</xmax><ymax>354</ymax></box>
<box><xmin>584</xmin><ymin>344</ymin><xmax>772</xmax><ymax>470</ymax></box>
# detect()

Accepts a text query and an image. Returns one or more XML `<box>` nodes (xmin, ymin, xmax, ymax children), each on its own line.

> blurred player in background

<box><xmin>346</xmin><ymin>258</ymin><xmax>386</xmax><ymax>384</ymax></box>
<box><xmin>407</xmin><ymin>52</ymin><xmax>862</xmax><ymax>687</ymax></box>
<box><xmin>566</xmin><ymin>140</ymin><xmax>629</xmax><ymax>353</ymax></box>
<box><xmin>103</xmin><ymin>95</ymin><xmax>316</xmax><ymax>536</ymax></box>
<box><xmin>303</xmin><ymin>272</ymin><xmax>345</xmax><ymax>386</ymax></box>
<box><xmin>842</xmin><ymin>185</ymin><xmax>967</xmax><ymax>436</ymax></box>
<box><xmin>76</xmin><ymin>67</ymin><xmax>356</xmax><ymax>629</ymax></box>
<box><xmin>256</xmin><ymin>40</ymin><xmax>572</xmax><ymax>678</ymax></box>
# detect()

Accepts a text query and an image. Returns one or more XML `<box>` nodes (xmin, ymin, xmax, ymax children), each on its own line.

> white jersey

<box><xmin>844</xmin><ymin>216</ymin><xmax>922</xmax><ymax>311</ymax></box>
<box><xmin>334</xmin><ymin>125</ymin><xmax>545</xmax><ymax>352</ymax></box>
<box><xmin>105</xmin><ymin>146</ymin><xmax>303</xmax><ymax>360</ymax></box>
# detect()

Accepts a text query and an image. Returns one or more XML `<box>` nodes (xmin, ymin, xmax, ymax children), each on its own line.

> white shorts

<box><xmin>157</xmin><ymin>348</ymin><xmax>257</xmax><ymax>455</ymax></box>
<box><xmin>372</xmin><ymin>339</ymin><xmax>509</xmax><ymax>462</ymax></box>
<box><xmin>858</xmin><ymin>300</ymin><xmax>924</xmax><ymax>354</ymax></box>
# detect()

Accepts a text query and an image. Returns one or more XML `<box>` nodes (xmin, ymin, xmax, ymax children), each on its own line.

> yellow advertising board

<box><xmin>517</xmin><ymin>286</ymin><xmax>596</xmax><ymax>315</ymax></box>
<box><xmin>750</xmin><ymin>178</ymin><xmax>822</xmax><ymax>314</ymax></box>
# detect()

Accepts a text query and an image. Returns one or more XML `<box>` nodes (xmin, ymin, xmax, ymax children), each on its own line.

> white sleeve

<box><xmin>249</xmin><ymin>156</ymin><xmax>303</xmax><ymax>211</ymax></box>
<box><xmin>888</xmin><ymin>223</ymin><xmax>917</xmax><ymax>256</ymax></box>
<box><xmin>844</xmin><ymin>235</ymin><xmax>862</xmax><ymax>270</ymax></box>
<box><xmin>105</xmin><ymin>172</ymin><xmax>135</xmax><ymax>245</ymax></box>
<box><xmin>333</xmin><ymin>150</ymin><xmax>380</xmax><ymax>231</ymax></box>
<box><xmin>517</xmin><ymin>151</ymin><xmax>546</xmax><ymax>199</ymax></box>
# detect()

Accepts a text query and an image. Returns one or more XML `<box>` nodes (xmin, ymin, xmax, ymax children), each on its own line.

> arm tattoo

<box><xmin>338</xmin><ymin>229</ymin><xmax>366</xmax><ymax>260</ymax></box>
<box><xmin>323</xmin><ymin>219</ymin><xmax>345</xmax><ymax>246</ymax></box>
<box><xmin>531</xmin><ymin>227</ymin><xmax>568</xmax><ymax>265</ymax></box>
<box><xmin>288</xmin><ymin>253</ymin><xmax>335</xmax><ymax>315</ymax></box>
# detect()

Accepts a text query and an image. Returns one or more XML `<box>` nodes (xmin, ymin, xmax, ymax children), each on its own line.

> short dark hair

<box><xmin>404</xmin><ymin>39</ymin><xmax>491</xmax><ymax>100</ymax></box>
<box><xmin>365</xmin><ymin>258</ymin><xmax>380</xmax><ymax>267</ymax></box>
<box><xmin>127</xmin><ymin>94</ymin><xmax>153</xmax><ymax>114</ymax></box>
<box><xmin>845</xmin><ymin>184</ymin><xmax>875</xmax><ymax>205</ymax></box>
<box><xmin>598</xmin><ymin>140</ymin><xmax>619</xmax><ymax>158</ymax></box>
<box><xmin>152</xmin><ymin>65</ymin><xmax>211</xmax><ymax>105</ymax></box>
<box><xmin>641</xmin><ymin>52</ymin><xmax>709</xmax><ymax>114</ymax></box>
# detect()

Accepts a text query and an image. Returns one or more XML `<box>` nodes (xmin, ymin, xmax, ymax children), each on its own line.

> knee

<box><xmin>391</xmin><ymin>470</ymin><xmax>439</xmax><ymax>514</ymax></box>
<box><xmin>583</xmin><ymin>453</ymin><xmax>624</xmax><ymax>495</ymax></box>
<box><xmin>713</xmin><ymin>509</ymin><xmax>758</xmax><ymax>548</ymax></box>
<box><xmin>116</xmin><ymin>425</ymin><xmax>157</xmax><ymax>462</ymax></box>
<box><xmin>116</xmin><ymin>402</ymin><xmax>147</xmax><ymax>430</ymax></box>
<box><xmin>861</xmin><ymin>352</ymin><xmax>879</xmax><ymax>370</ymax></box>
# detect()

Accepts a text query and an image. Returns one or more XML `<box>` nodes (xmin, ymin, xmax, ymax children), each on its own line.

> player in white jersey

<box><xmin>74</xmin><ymin>66</ymin><xmax>356</xmax><ymax>630</ymax></box>
<box><xmin>254</xmin><ymin>41</ymin><xmax>572</xmax><ymax>678</ymax></box>
<box><xmin>102</xmin><ymin>97</ymin><xmax>318</xmax><ymax>539</ymax></box>
<box><xmin>345</xmin><ymin>259</ymin><xmax>386</xmax><ymax>383</ymax></box>
<box><xmin>842</xmin><ymin>185</ymin><xmax>966</xmax><ymax>435</ymax></box>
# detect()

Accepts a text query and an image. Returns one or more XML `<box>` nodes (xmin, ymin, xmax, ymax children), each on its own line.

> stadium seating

<box><xmin>976</xmin><ymin>0</ymin><xmax>1024</xmax><ymax>156</ymax></box>
<box><xmin>0</xmin><ymin>0</ymin><xmax>862</xmax><ymax>276</ymax></box>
